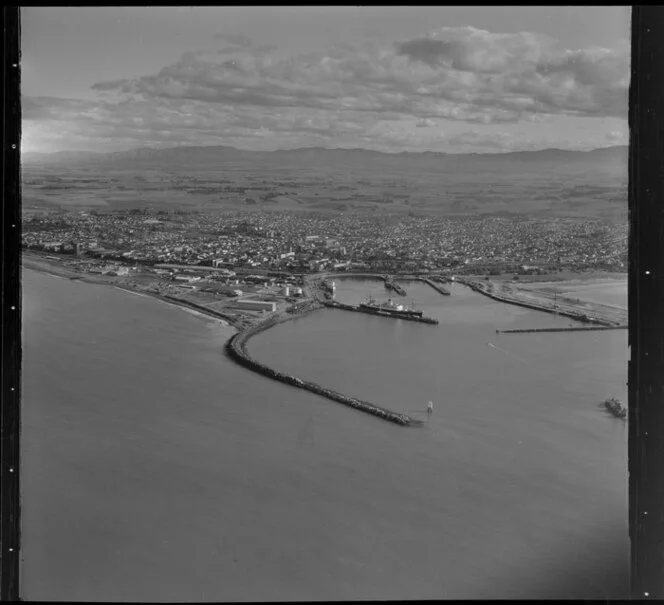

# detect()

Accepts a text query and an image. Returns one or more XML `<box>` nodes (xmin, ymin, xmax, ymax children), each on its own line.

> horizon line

<box><xmin>22</xmin><ymin>143</ymin><xmax>628</xmax><ymax>159</ymax></box>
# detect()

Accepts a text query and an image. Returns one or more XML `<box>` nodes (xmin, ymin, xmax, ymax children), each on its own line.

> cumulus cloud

<box><xmin>397</xmin><ymin>27</ymin><xmax>628</xmax><ymax>120</ymax></box>
<box><xmin>92</xmin><ymin>26</ymin><xmax>628</xmax><ymax>123</ymax></box>
<box><xmin>24</xmin><ymin>25</ymin><xmax>629</xmax><ymax>153</ymax></box>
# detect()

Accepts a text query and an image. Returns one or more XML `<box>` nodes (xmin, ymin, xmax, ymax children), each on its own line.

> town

<box><xmin>21</xmin><ymin>208</ymin><xmax>628</xmax><ymax>330</ymax></box>
<box><xmin>22</xmin><ymin>208</ymin><xmax>627</xmax><ymax>276</ymax></box>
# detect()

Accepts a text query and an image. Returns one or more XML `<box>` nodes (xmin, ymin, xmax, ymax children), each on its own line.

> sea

<box><xmin>21</xmin><ymin>268</ymin><xmax>629</xmax><ymax>601</ymax></box>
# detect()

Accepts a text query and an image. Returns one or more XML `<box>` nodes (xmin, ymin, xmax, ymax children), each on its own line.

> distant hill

<box><xmin>22</xmin><ymin>144</ymin><xmax>628</xmax><ymax>172</ymax></box>
<box><xmin>21</xmin><ymin>143</ymin><xmax>627</xmax><ymax>220</ymax></box>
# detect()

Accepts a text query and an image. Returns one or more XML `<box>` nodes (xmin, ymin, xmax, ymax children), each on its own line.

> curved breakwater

<box><xmin>114</xmin><ymin>285</ymin><xmax>415</xmax><ymax>425</ymax></box>
<box><xmin>225</xmin><ymin>311</ymin><xmax>416</xmax><ymax>427</ymax></box>
<box><xmin>457</xmin><ymin>278</ymin><xmax>617</xmax><ymax>326</ymax></box>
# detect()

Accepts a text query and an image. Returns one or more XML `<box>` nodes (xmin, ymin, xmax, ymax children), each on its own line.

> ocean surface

<box><xmin>21</xmin><ymin>269</ymin><xmax>629</xmax><ymax>601</ymax></box>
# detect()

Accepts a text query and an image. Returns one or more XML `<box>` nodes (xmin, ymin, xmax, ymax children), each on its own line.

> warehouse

<box><xmin>234</xmin><ymin>299</ymin><xmax>277</xmax><ymax>312</ymax></box>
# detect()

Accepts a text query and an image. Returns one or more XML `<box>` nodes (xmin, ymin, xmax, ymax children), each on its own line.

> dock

<box><xmin>420</xmin><ymin>278</ymin><xmax>451</xmax><ymax>296</ymax></box>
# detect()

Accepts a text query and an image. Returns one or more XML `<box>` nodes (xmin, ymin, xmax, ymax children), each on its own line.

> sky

<box><xmin>21</xmin><ymin>7</ymin><xmax>631</xmax><ymax>155</ymax></box>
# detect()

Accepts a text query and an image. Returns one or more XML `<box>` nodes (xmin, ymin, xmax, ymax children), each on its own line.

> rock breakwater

<box><xmin>225</xmin><ymin>309</ymin><xmax>416</xmax><ymax>427</ymax></box>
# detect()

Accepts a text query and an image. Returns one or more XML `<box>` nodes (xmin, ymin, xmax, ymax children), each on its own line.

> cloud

<box><xmin>24</xmin><ymin>25</ymin><xmax>629</xmax><ymax>153</ymax></box>
<box><xmin>396</xmin><ymin>27</ymin><xmax>628</xmax><ymax>120</ymax></box>
<box><xmin>397</xmin><ymin>27</ymin><xmax>555</xmax><ymax>74</ymax></box>
<box><xmin>92</xmin><ymin>26</ymin><xmax>628</xmax><ymax>124</ymax></box>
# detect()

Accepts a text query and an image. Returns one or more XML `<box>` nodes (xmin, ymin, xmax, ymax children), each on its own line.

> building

<box><xmin>174</xmin><ymin>275</ymin><xmax>201</xmax><ymax>283</ymax></box>
<box><xmin>234</xmin><ymin>299</ymin><xmax>277</xmax><ymax>312</ymax></box>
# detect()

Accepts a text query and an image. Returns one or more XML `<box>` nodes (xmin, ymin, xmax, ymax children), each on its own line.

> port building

<box><xmin>234</xmin><ymin>299</ymin><xmax>277</xmax><ymax>312</ymax></box>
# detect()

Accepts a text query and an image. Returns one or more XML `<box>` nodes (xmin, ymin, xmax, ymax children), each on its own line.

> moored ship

<box><xmin>359</xmin><ymin>295</ymin><xmax>424</xmax><ymax>318</ymax></box>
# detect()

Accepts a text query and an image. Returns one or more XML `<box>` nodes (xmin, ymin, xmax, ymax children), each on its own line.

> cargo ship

<box><xmin>359</xmin><ymin>296</ymin><xmax>424</xmax><ymax>318</ymax></box>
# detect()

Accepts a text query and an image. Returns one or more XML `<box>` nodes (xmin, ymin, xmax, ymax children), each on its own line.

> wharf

<box><xmin>323</xmin><ymin>300</ymin><xmax>439</xmax><ymax>325</ymax></box>
<box><xmin>420</xmin><ymin>278</ymin><xmax>451</xmax><ymax>296</ymax></box>
<box><xmin>384</xmin><ymin>276</ymin><xmax>407</xmax><ymax>296</ymax></box>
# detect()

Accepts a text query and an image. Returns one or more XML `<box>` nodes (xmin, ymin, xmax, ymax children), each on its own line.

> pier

<box><xmin>420</xmin><ymin>278</ymin><xmax>451</xmax><ymax>296</ymax></box>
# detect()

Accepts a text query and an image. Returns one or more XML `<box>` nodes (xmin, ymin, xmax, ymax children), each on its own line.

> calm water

<box><xmin>22</xmin><ymin>270</ymin><xmax>629</xmax><ymax>600</ymax></box>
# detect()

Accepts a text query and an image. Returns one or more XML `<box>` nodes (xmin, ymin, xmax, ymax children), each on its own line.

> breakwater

<box><xmin>456</xmin><ymin>279</ymin><xmax>617</xmax><ymax>327</ymax></box>
<box><xmin>225</xmin><ymin>313</ymin><xmax>416</xmax><ymax>427</ymax></box>
<box><xmin>323</xmin><ymin>300</ymin><xmax>439</xmax><ymax>325</ymax></box>
<box><xmin>497</xmin><ymin>326</ymin><xmax>627</xmax><ymax>334</ymax></box>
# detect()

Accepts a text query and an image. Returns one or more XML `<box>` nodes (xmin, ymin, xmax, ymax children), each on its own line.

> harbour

<box><xmin>21</xmin><ymin>268</ymin><xmax>629</xmax><ymax>601</ymax></box>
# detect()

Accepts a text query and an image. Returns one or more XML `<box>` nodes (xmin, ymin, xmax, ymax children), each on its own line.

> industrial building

<box><xmin>234</xmin><ymin>299</ymin><xmax>277</xmax><ymax>312</ymax></box>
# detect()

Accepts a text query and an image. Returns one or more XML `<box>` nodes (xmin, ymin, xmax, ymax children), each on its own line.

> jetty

<box><xmin>323</xmin><ymin>300</ymin><xmax>439</xmax><ymax>325</ymax></box>
<box><xmin>420</xmin><ymin>277</ymin><xmax>451</xmax><ymax>296</ymax></box>
<box><xmin>496</xmin><ymin>325</ymin><xmax>627</xmax><ymax>334</ymax></box>
<box><xmin>225</xmin><ymin>312</ymin><xmax>417</xmax><ymax>426</ymax></box>
<box><xmin>456</xmin><ymin>278</ymin><xmax>624</xmax><ymax>327</ymax></box>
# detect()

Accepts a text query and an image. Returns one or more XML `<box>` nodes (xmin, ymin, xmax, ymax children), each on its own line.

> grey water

<box><xmin>21</xmin><ymin>269</ymin><xmax>628</xmax><ymax>601</ymax></box>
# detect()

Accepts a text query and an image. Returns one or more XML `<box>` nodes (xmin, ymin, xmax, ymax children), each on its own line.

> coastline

<box><xmin>456</xmin><ymin>277</ymin><xmax>627</xmax><ymax>327</ymax></box>
<box><xmin>22</xmin><ymin>258</ymin><xmax>418</xmax><ymax>426</ymax></box>
<box><xmin>317</xmin><ymin>270</ymin><xmax>626</xmax><ymax>327</ymax></box>
<box><xmin>23</xmin><ymin>255</ymin><xmax>626</xmax><ymax>424</ymax></box>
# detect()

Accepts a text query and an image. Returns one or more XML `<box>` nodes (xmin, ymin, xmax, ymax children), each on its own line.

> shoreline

<box><xmin>23</xmin><ymin>258</ymin><xmax>419</xmax><ymax>427</ymax></box>
<box><xmin>456</xmin><ymin>277</ymin><xmax>626</xmax><ymax>327</ymax></box>
<box><xmin>23</xmin><ymin>254</ymin><xmax>625</xmax><ymax>424</ymax></box>
<box><xmin>319</xmin><ymin>271</ymin><xmax>626</xmax><ymax>326</ymax></box>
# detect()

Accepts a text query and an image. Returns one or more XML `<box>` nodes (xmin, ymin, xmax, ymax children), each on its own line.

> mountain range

<box><xmin>21</xmin><ymin>144</ymin><xmax>628</xmax><ymax>219</ymax></box>
<box><xmin>22</xmin><ymin>144</ymin><xmax>628</xmax><ymax>172</ymax></box>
